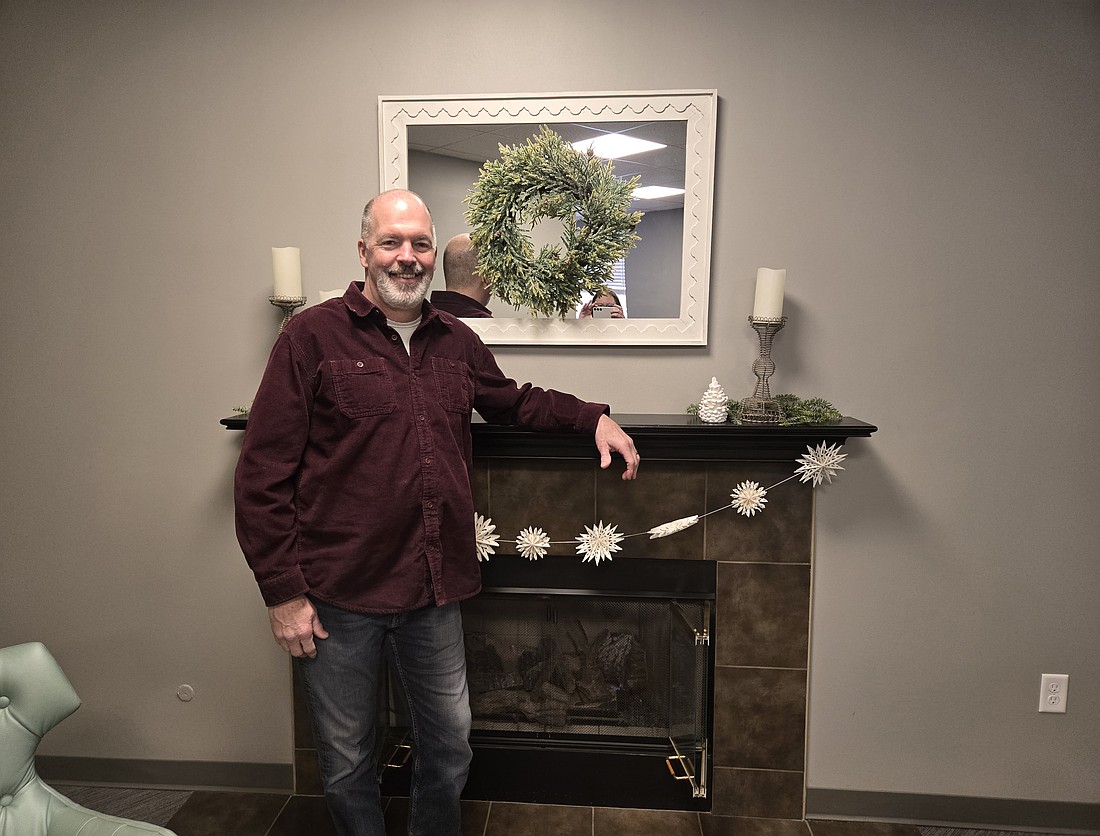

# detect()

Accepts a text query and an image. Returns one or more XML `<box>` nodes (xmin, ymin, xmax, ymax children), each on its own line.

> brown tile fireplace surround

<box><xmin>286</xmin><ymin>414</ymin><xmax>878</xmax><ymax>823</ymax></box>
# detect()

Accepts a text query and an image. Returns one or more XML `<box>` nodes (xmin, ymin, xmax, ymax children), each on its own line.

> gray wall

<box><xmin>1</xmin><ymin>0</ymin><xmax>1097</xmax><ymax>806</ymax></box>
<box><xmin>628</xmin><ymin>208</ymin><xmax>683</xmax><ymax>317</ymax></box>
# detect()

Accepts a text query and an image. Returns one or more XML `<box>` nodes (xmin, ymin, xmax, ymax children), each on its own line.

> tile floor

<box><xmin>55</xmin><ymin>786</ymin><xmax>1055</xmax><ymax>836</ymax></box>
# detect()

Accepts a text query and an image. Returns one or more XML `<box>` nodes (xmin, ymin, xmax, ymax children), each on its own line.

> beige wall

<box><xmin>1</xmin><ymin>0</ymin><xmax>1097</xmax><ymax>806</ymax></box>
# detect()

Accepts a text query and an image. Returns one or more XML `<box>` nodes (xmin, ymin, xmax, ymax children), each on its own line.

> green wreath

<box><xmin>464</xmin><ymin>126</ymin><xmax>644</xmax><ymax>318</ymax></box>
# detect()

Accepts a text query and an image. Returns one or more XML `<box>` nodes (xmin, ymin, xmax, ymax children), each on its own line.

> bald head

<box><xmin>442</xmin><ymin>233</ymin><xmax>490</xmax><ymax>304</ymax></box>
<box><xmin>361</xmin><ymin>189</ymin><xmax>436</xmax><ymax>247</ymax></box>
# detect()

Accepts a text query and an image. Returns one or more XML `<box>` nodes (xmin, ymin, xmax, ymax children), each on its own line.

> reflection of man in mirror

<box><xmin>578</xmin><ymin>290</ymin><xmax>625</xmax><ymax>319</ymax></box>
<box><xmin>430</xmin><ymin>233</ymin><xmax>493</xmax><ymax>318</ymax></box>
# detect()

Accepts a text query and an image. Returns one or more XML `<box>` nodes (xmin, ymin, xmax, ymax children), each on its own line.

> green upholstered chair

<box><xmin>0</xmin><ymin>642</ymin><xmax>177</xmax><ymax>836</ymax></box>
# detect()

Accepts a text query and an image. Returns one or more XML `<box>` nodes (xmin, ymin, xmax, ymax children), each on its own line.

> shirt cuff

<box><xmin>575</xmin><ymin>401</ymin><xmax>610</xmax><ymax>435</ymax></box>
<box><xmin>257</xmin><ymin>566</ymin><xmax>310</xmax><ymax>607</ymax></box>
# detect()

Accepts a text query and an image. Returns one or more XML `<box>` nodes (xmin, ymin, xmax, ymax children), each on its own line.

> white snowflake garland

<box><xmin>477</xmin><ymin>439</ymin><xmax>851</xmax><ymax>566</ymax></box>
<box><xmin>731</xmin><ymin>481</ymin><xmax>768</xmax><ymax>517</ymax></box>
<box><xmin>795</xmin><ymin>442</ymin><xmax>848</xmax><ymax>487</ymax></box>
<box><xmin>515</xmin><ymin>527</ymin><xmax>551</xmax><ymax>560</ymax></box>
<box><xmin>473</xmin><ymin>513</ymin><xmax>500</xmax><ymax>562</ymax></box>
<box><xmin>648</xmin><ymin>515</ymin><xmax>700</xmax><ymax>539</ymax></box>
<box><xmin>575</xmin><ymin>521</ymin><xmax>624</xmax><ymax>565</ymax></box>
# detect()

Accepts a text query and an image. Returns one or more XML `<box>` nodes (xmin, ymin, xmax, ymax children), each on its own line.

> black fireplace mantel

<box><xmin>469</xmin><ymin>414</ymin><xmax>876</xmax><ymax>461</ymax></box>
<box><xmin>221</xmin><ymin>413</ymin><xmax>876</xmax><ymax>462</ymax></box>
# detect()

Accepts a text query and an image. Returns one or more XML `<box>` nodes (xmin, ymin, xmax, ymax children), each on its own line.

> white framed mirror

<box><xmin>378</xmin><ymin>90</ymin><xmax>717</xmax><ymax>346</ymax></box>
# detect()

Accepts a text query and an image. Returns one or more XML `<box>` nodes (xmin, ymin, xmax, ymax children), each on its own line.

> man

<box><xmin>234</xmin><ymin>189</ymin><xmax>639</xmax><ymax>836</ymax></box>
<box><xmin>429</xmin><ymin>232</ymin><xmax>493</xmax><ymax>318</ymax></box>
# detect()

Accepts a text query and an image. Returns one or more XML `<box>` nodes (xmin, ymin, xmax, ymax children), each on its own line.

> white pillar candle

<box><xmin>271</xmin><ymin>247</ymin><xmax>303</xmax><ymax>298</ymax></box>
<box><xmin>753</xmin><ymin>267</ymin><xmax>786</xmax><ymax>319</ymax></box>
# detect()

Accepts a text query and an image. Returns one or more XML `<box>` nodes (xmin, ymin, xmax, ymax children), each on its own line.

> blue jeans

<box><xmin>299</xmin><ymin>599</ymin><xmax>472</xmax><ymax>836</ymax></box>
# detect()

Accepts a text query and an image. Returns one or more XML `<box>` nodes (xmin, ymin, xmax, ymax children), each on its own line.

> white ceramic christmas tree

<box><xmin>698</xmin><ymin>377</ymin><xmax>728</xmax><ymax>423</ymax></box>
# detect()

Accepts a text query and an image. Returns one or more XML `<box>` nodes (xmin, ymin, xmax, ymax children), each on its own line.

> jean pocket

<box><xmin>431</xmin><ymin>357</ymin><xmax>471</xmax><ymax>413</ymax></box>
<box><xmin>330</xmin><ymin>358</ymin><xmax>397</xmax><ymax>418</ymax></box>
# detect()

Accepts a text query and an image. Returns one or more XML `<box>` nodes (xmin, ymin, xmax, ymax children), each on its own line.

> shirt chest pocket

<box><xmin>330</xmin><ymin>358</ymin><xmax>397</xmax><ymax>419</ymax></box>
<box><xmin>431</xmin><ymin>357</ymin><xmax>471</xmax><ymax>413</ymax></box>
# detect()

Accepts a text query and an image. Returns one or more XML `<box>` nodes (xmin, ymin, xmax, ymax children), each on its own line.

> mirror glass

<box><xmin>378</xmin><ymin>91</ymin><xmax>717</xmax><ymax>345</ymax></box>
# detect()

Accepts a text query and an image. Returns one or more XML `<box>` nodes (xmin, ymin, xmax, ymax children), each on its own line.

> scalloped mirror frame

<box><xmin>378</xmin><ymin>90</ymin><xmax>717</xmax><ymax>346</ymax></box>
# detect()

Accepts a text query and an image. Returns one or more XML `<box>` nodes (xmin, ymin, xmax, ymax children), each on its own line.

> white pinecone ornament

<box><xmin>698</xmin><ymin>377</ymin><xmax>728</xmax><ymax>423</ymax></box>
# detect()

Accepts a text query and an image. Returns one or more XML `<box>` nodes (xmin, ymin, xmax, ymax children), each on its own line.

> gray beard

<box><xmin>374</xmin><ymin>269</ymin><xmax>431</xmax><ymax>310</ymax></box>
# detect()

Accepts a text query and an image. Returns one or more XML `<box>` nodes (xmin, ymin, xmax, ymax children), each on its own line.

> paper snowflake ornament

<box><xmin>516</xmin><ymin>526</ymin><xmax>551</xmax><ymax>560</ymax></box>
<box><xmin>473</xmin><ymin>513</ymin><xmax>500</xmax><ymax>562</ymax></box>
<box><xmin>698</xmin><ymin>377</ymin><xmax>729</xmax><ymax>423</ymax></box>
<box><xmin>648</xmin><ymin>515</ymin><xmax>700</xmax><ymax>539</ymax></box>
<box><xmin>795</xmin><ymin>442</ymin><xmax>848</xmax><ymax>487</ymax></box>
<box><xmin>575</xmin><ymin>521</ymin><xmax>624</xmax><ymax>565</ymax></box>
<box><xmin>731</xmin><ymin>481</ymin><xmax>768</xmax><ymax>517</ymax></box>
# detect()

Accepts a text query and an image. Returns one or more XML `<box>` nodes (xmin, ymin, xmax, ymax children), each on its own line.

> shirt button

<box><xmin>390</xmin><ymin>334</ymin><xmax>398</xmax><ymax>341</ymax></box>
<box><xmin>426</xmin><ymin>501</ymin><xmax>434</xmax><ymax>509</ymax></box>
<box><xmin>356</xmin><ymin>361</ymin><xmax>364</xmax><ymax>368</ymax></box>
<box><xmin>418</xmin><ymin>415</ymin><xmax>426</xmax><ymax>422</ymax></box>
<box><xmin>0</xmin><ymin>795</ymin><xmax>12</xmax><ymax>807</ymax></box>
<box><xmin>0</xmin><ymin>696</ymin><xmax>8</xmax><ymax>708</ymax></box>
<box><xmin>424</xmin><ymin>457</ymin><xmax>432</xmax><ymax>465</ymax></box>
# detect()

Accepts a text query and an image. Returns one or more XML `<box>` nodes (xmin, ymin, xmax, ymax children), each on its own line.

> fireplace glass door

<box><xmin>378</xmin><ymin>557</ymin><xmax>715</xmax><ymax>810</ymax></box>
<box><xmin>462</xmin><ymin>592</ymin><xmax>711</xmax><ymax>803</ymax></box>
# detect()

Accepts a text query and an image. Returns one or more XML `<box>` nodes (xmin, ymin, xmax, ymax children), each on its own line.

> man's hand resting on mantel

<box><xmin>268</xmin><ymin>595</ymin><xmax>329</xmax><ymax>658</ymax></box>
<box><xmin>595</xmin><ymin>414</ymin><xmax>640</xmax><ymax>480</ymax></box>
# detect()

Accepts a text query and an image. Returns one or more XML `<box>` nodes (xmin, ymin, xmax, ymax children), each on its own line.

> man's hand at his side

<box><xmin>268</xmin><ymin>595</ymin><xmax>329</xmax><ymax>658</ymax></box>
<box><xmin>595</xmin><ymin>414</ymin><xmax>640</xmax><ymax>481</ymax></box>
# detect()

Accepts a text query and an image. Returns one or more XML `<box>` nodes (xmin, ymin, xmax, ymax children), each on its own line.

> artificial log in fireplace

<box><xmin>285</xmin><ymin>415</ymin><xmax>877</xmax><ymax>821</ymax></box>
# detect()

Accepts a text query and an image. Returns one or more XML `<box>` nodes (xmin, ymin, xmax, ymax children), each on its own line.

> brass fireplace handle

<box><xmin>666</xmin><ymin>753</ymin><xmax>695</xmax><ymax>781</ymax></box>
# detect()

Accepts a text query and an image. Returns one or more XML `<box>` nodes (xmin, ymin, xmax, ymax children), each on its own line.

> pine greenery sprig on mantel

<box><xmin>687</xmin><ymin>394</ymin><xmax>842</xmax><ymax>426</ymax></box>
<box><xmin>774</xmin><ymin>395</ymin><xmax>843</xmax><ymax>425</ymax></box>
<box><xmin>464</xmin><ymin>126</ymin><xmax>644</xmax><ymax>318</ymax></box>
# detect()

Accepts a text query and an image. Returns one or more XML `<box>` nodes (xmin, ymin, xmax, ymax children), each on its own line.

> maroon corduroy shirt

<box><xmin>234</xmin><ymin>283</ymin><xmax>608</xmax><ymax>614</ymax></box>
<box><xmin>428</xmin><ymin>290</ymin><xmax>493</xmax><ymax>318</ymax></box>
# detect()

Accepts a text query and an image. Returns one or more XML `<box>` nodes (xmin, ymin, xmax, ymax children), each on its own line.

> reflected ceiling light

<box><xmin>571</xmin><ymin>133</ymin><xmax>665</xmax><ymax>159</ymax></box>
<box><xmin>633</xmin><ymin>185</ymin><xmax>686</xmax><ymax>200</ymax></box>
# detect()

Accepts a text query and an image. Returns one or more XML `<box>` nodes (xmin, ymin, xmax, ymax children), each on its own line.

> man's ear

<box><xmin>357</xmin><ymin>239</ymin><xmax>369</xmax><ymax>267</ymax></box>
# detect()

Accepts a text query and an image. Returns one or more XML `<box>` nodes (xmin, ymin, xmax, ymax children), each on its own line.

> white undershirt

<box><xmin>387</xmin><ymin>316</ymin><xmax>421</xmax><ymax>355</ymax></box>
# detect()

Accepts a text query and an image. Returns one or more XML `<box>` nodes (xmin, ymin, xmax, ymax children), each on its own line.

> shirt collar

<box><xmin>343</xmin><ymin>281</ymin><xmax>449</xmax><ymax>329</ymax></box>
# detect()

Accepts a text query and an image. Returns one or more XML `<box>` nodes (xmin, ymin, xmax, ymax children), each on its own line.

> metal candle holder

<box><xmin>269</xmin><ymin>295</ymin><xmax>307</xmax><ymax>333</ymax></box>
<box><xmin>740</xmin><ymin>316</ymin><xmax>787</xmax><ymax>424</ymax></box>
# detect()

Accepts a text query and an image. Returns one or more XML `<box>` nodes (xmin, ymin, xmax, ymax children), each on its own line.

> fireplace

<box><xmin>289</xmin><ymin>415</ymin><xmax>876</xmax><ymax>822</ymax></box>
<box><xmin>375</xmin><ymin>556</ymin><xmax>715</xmax><ymax>810</ymax></box>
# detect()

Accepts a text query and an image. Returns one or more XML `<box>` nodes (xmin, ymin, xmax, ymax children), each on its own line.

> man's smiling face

<box><xmin>358</xmin><ymin>191</ymin><xmax>437</xmax><ymax>321</ymax></box>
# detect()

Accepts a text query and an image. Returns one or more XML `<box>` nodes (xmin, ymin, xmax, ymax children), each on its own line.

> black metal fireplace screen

<box><xmin>379</xmin><ymin>557</ymin><xmax>715</xmax><ymax>811</ymax></box>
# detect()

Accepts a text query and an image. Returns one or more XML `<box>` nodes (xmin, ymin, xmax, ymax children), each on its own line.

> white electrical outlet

<box><xmin>1038</xmin><ymin>673</ymin><xmax>1068</xmax><ymax>714</ymax></box>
